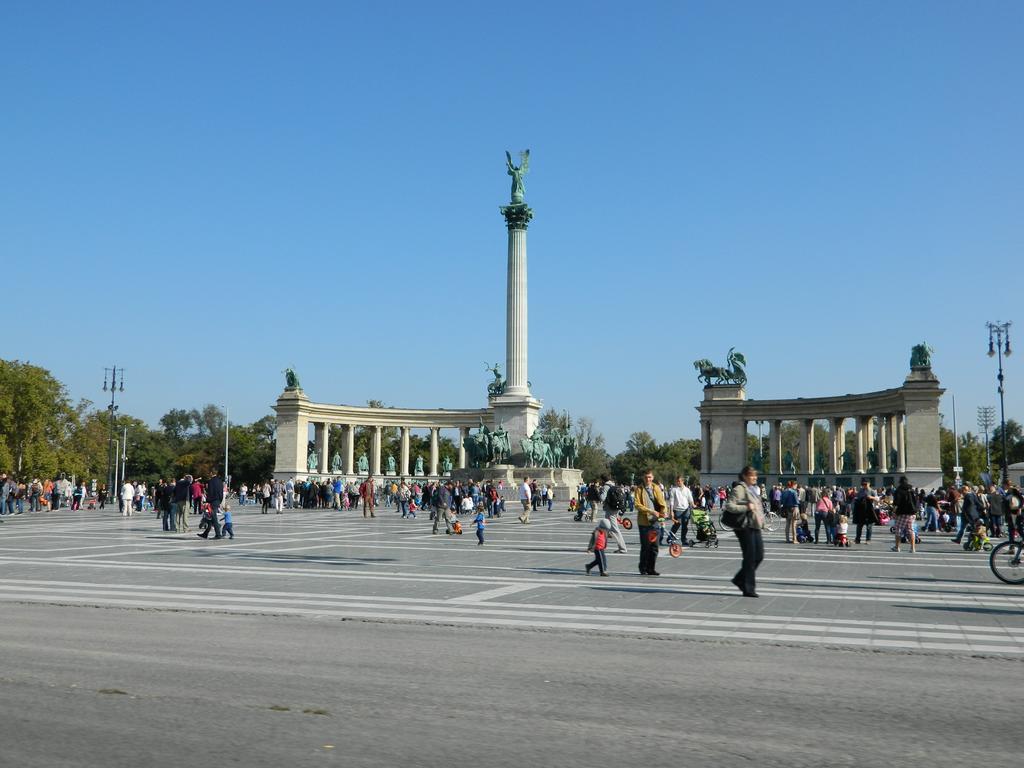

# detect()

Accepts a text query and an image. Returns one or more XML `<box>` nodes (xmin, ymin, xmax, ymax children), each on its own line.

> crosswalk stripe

<box><xmin>0</xmin><ymin>584</ymin><xmax>1018</xmax><ymax>654</ymax></box>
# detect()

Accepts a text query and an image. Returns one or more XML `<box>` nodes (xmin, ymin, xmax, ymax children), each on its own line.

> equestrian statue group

<box><xmin>693</xmin><ymin>348</ymin><xmax>747</xmax><ymax>387</ymax></box>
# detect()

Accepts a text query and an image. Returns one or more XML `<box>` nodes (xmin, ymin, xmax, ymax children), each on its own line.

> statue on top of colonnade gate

<box><xmin>284</xmin><ymin>368</ymin><xmax>302</xmax><ymax>390</ymax></box>
<box><xmin>693</xmin><ymin>348</ymin><xmax>747</xmax><ymax>387</ymax></box>
<box><xmin>910</xmin><ymin>343</ymin><xmax>933</xmax><ymax>370</ymax></box>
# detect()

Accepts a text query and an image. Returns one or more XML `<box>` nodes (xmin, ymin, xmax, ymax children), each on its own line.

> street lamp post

<box><xmin>223</xmin><ymin>406</ymin><xmax>230</xmax><ymax>486</ymax></box>
<box><xmin>986</xmin><ymin>321</ymin><xmax>1013</xmax><ymax>484</ymax></box>
<box><xmin>102</xmin><ymin>367</ymin><xmax>125</xmax><ymax>498</ymax></box>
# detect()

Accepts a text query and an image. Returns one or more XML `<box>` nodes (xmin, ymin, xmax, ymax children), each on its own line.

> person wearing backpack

<box><xmin>599</xmin><ymin>474</ymin><xmax>628</xmax><ymax>553</ymax></box>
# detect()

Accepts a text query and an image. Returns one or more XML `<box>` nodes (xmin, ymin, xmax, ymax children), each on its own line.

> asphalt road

<box><xmin>0</xmin><ymin>506</ymin><xmax>1021</xmax><ymax>767</ymax></box>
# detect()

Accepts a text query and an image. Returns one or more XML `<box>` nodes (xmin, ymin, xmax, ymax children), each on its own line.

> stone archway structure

<box><xmin>697</xmin><ymin>360</ymin><xmax>944</xmax><ymax>490</ymax></box>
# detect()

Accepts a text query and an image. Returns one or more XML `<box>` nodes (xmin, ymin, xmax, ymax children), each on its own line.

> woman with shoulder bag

<box><xmin>724</xmin><ymin>466</ymin><xmax>766</xmax><ymax>598</ymax></box>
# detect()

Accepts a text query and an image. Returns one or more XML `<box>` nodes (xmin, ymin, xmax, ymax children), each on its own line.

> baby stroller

<box><xmin>690</xmin><ymin>507</ymin><xmax>719</xmax><ymax>549</ymax></box>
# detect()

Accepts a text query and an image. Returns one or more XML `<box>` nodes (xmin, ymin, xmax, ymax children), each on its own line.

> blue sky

<box><xmin>3</xmin><ymin>1</ymin><xmax>1021</xmax><ymax>450</ymax></box>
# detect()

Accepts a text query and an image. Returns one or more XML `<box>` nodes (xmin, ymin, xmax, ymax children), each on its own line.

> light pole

<box><xmin>223</xmin><ymin>405</ymin><xmax>230</xmax><ymax>487</ymax></box>
<box><xmin>977</xmin><ymin>405</ymin><xmax>996</xmax><ymax>474</ymax></box>
<box><xmin>952</xmin><ymin>394</ymin><xmax>961</xmax><ymax>488</ymax></box>
<box><xmin>987</xmin><ymin>321</ymin><xmax>1013</xmax><ymax>484</ymax></box>
<box><xmin>102</xmin><ymin>367</ymin><xmax>124</xmax><ymax>497</ymax></box>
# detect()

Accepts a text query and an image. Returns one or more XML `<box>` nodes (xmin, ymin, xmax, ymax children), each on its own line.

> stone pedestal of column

<box><xmin>489</xmin><ymin>393</ymin><xmax>542</xmax><ymax>462</ymax></box>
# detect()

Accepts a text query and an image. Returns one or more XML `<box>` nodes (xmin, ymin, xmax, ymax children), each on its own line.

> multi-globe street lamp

<box><xmin>102</xmin><ymin>367</ymin><xmax>125</xmax><ymax>498</ymax></box>
<box><xmin>986</xmin><ymin>321</ymin><xmax>1012</xmax><ymax>484</ymax></box>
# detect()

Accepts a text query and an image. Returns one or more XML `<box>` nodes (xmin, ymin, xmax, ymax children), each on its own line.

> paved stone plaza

<box><xmin>1</xmin><ymin>505</ymin><xmax>1022</xmax><ymax>767</ymax></box>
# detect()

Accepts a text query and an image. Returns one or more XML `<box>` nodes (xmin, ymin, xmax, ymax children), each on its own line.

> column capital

<box><xmin>500</xmin><ymin>203</ymin><xmax>534</xmax><ymax>230</ymax></box>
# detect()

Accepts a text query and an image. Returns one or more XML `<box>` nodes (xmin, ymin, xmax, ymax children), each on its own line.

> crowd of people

<box><xmin>7</xmin><ymin>467</ymin><xmax>1022</xmax><ymax>593</ymax></box>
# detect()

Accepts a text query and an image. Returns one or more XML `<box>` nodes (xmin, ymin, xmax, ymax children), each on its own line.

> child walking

<box><xmin>222</xmin><ymin>507</ymin><xmax>235</xmax><ymax>539</ymax></box>
<box><xmin>586</xmin><ymin>518</ymin><xmax>611</xmax><ymax>576</ymax></box>
<box><xmin>473</xmin><ymin>505</ymin><xmax>485</xmax><ymax>545</ymax></box>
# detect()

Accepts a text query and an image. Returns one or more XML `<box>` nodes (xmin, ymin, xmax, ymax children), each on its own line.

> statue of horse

<box><xmin>693</xmin><ymin>347</ymin><xmax>747</xmax><ymax>386</ymax></box>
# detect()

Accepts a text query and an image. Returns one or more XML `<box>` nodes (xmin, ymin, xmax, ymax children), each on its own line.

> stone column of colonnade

<box><xmin>314</xmin><ymin>423</ymin><xmax>328</xmax><ymax>475</ymax></box>
<box><xmin>370</xmin><ymin>426</ymin><xmax>382</xmax><ymax>476</ymax></box>
<box><xmin>798</xmin><ymin>419</ymin><xmax>815</xmax><ymax>475</ymax></box>
<box><xmin>878</xmin><ymin>415</ymin><xmax>889</xmax><ymax>473</ymax></box>
<box><xmin>768</xmin><ymin>420</ymin><xmax>782</xmax><ymax>474</ymax></box>
<box><xmin>400</xmin><ymin>427</ymin><xmax>410</xmax><ymax>477</ymax></box>
<box><xmin>429</xmin><ymin>428</ymin><xmax>440</xmax><ymax>477</ymax></box>
<box><xmin>458</xmin><ymin>427</ymin><xmax>469</xmax><ymax>470</ymax></box>
<box><xmin>344</xmin><ymin>424</ymin><xmax>355</xmax><ymax>476</ymax></box>
<box><xmin>829</xmin><ymin>417</ymin><xmax>843</xmax><ymax>473</ymax></box>
<box><xmin>897</xmin><ymin>416</ymin><xmax>907</xmax><ymax>472</ymax></box>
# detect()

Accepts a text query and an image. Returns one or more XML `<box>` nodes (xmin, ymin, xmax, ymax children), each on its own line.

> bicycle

<box><xmin>989</xmin><ymin>539</ymin><xmax>1024</xmax><ymax>584</ymax></box>
<box><xmin>720</xmin><ymin>509</ymin><xmax>778</xmax><ymax>532</ymax></box>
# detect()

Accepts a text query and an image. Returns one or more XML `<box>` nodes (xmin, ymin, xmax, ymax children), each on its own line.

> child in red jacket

<box><xmin>586</xmin><ymin>518</ymin><xmax>611</xmax><ymax>576</ymax></box>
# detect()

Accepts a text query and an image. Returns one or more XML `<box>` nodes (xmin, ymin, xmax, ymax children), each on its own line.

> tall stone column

<box><xmin>458</xmin><ymin>427</ymin><xmax>469</xmax><ymax>469</ymax></box>
<box><xmin>878</xmin><ymin>415</ymin><xmax>889</xmax><ymax>473</ymax></box>
<box><xmin>400</xmin><ymin>427</ymin><xmax>410</xmax><ymax>478</ymax></box>
<box><xmin>429</xmin><ymin>427</ymin><xmax>440</xmax><ymax>477</ymax></box>
<box><xmin>491</xmin><ymin>173</ymin><xmax>541</xmax><ymax>455</ymax></box>
<box><xmin>321</xmin><ymin>424</ymin><xmax>331</xmax><ymax>474</ymax></box>
<box><xmin>501</xmin><ymin>197</ymin><xmax>533</xmax><ymax>397</ymax></box>
<box><xmin>371</xmin><ymin>426</ymin><xmax>382</xmax><ymax>476</ymax></box>
<box><xmin>344</xmin><ymin>424</ymin><xmax>355</xmax><ymax>475</ymax></box>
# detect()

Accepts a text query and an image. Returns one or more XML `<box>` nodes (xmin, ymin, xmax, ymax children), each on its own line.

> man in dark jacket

<box><xmin>853</xmin><ymin>480</ymin><xmax>879</xmax><ymax>544</ymax></box>
<box><xmin>171</xmin><ymin>475</ymin><xmax>191</xmax><ymax>533</ymax></box>
<box><xmin>892</xmin><ymin>477</ymin><xmax>918</xmax><ymax>553</ymax></box>
<box><xmin>953</xmin><ymin>484</ymin><xmax>983</xmax><ymax>544</ymax></box>
<box><xmin>198</xmin><ymin>471</ymin><xmax>224</xmax><ymax>539</ymax></box>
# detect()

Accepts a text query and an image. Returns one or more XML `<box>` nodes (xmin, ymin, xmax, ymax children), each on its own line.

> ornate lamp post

<box><xmin>986</xmin><ymin>321</ymin><xmax>1012</xmax><ymax>483</ymax></box>
<box><xmin>102</xmin><ymin>367</ymin><xmax>125</xmax><ymax>498</ymax></box>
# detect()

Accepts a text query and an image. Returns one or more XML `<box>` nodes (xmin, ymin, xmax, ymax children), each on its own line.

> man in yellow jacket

<box><xmin>633</xmin><ymin>470</ymin><xmax>667</xmax><ymax>576</ymax></box>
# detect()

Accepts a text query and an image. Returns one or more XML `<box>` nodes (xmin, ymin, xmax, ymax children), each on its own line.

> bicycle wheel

<box><xmin>763</xmin><ymin>512</ymin><xmax>779</xmax><ymax>533</ymax></box>
<box><xmin>718</xmin><ymin>512</ymin><xmax>735</xmax><ymax>532</ymax></box>
<box><xmin>990</xmin><ymin>541</ymin><xmax>1024</xmax><ymax>584</ymax></box>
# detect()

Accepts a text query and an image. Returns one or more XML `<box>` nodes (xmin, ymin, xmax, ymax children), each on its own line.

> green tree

<box><xmin>991</xmin><ymin>419</ymin><xmax>1024</xmax><ymax>469</ymax></box>
<box><xmin>0</xmin><ymin>360</ymin><xmax>79</xmax><ymax>478</ymax></box>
